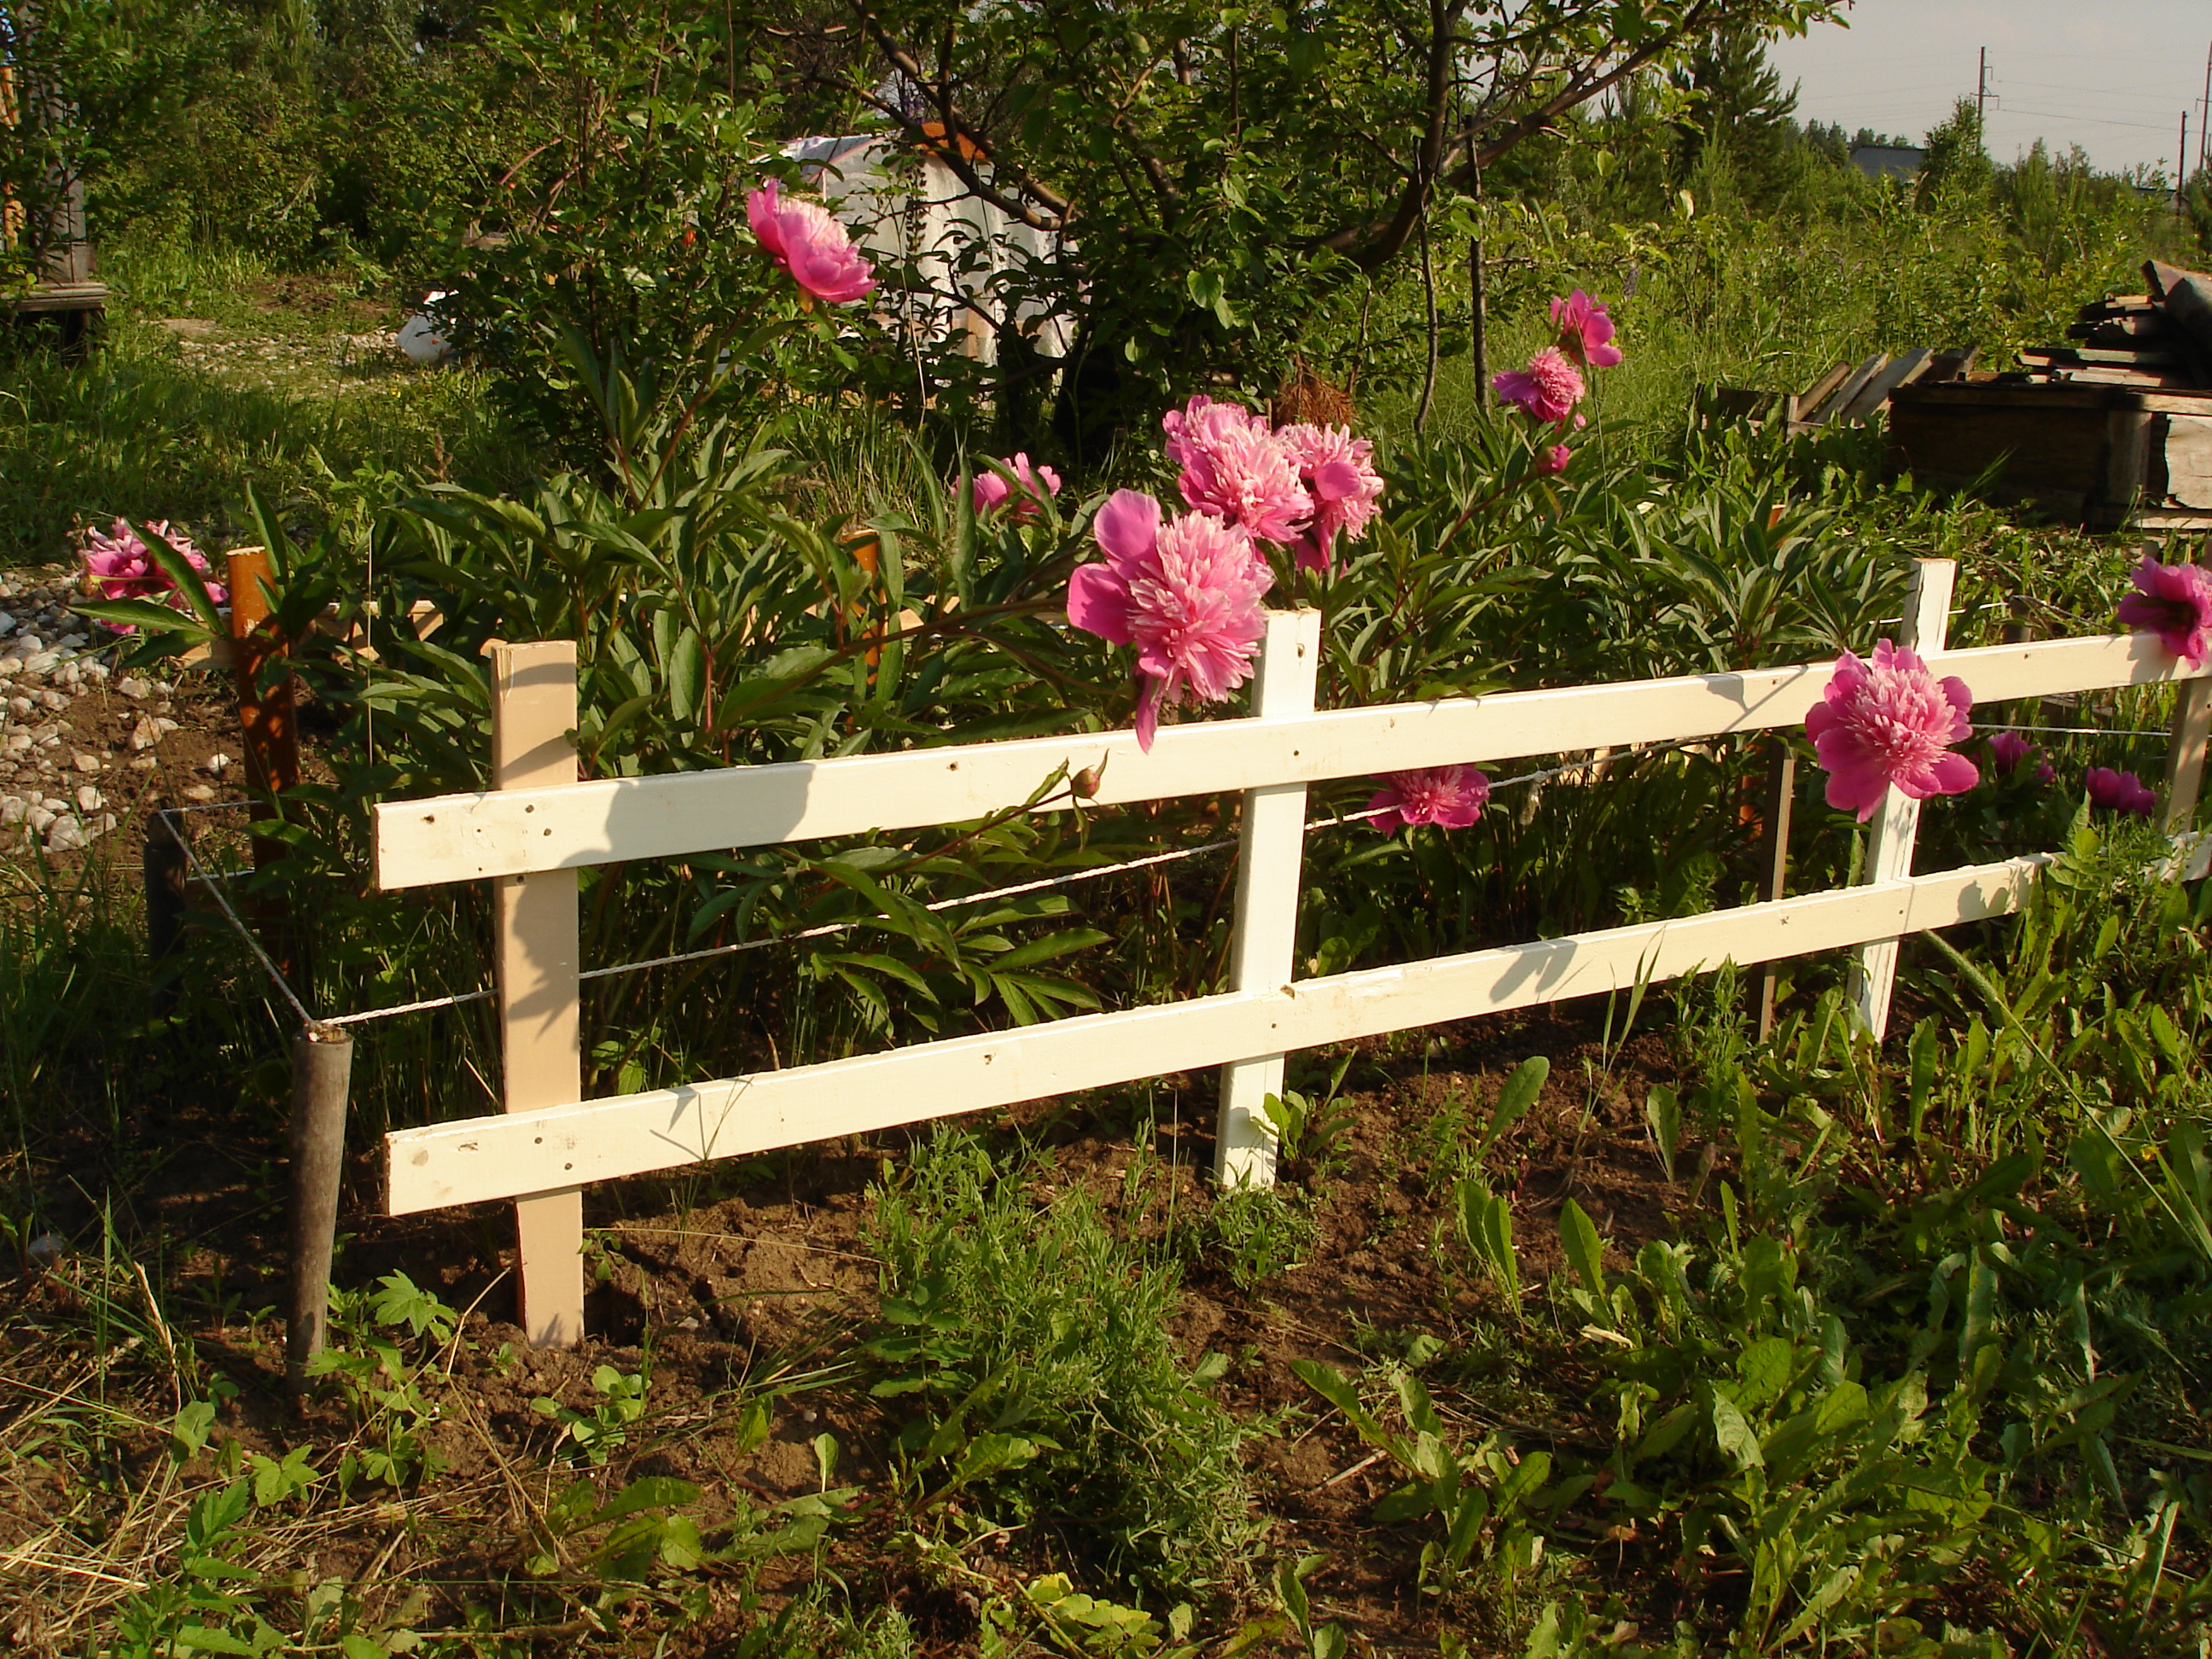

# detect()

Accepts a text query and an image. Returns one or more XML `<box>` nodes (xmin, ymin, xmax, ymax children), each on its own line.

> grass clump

<box><xmin>862</xmin><ymin>1132</ymin><xmax>1254</xmax><ymax>1599</ymax></box>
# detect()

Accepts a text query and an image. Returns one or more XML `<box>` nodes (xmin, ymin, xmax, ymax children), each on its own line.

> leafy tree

<box><xmin>784</xmin><ymin>0</ymin><xmax>1848</xmax><ymax>451</ymax></box>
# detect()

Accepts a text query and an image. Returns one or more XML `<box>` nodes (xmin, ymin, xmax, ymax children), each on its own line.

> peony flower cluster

<box><xmin>80</xmin><ymin>518</ymin><xmax>227</xmax><ymax>630</ymax></box>
<box><xmin>1066</xmin><ymin>491</ymin><xmax>1273</xmax><ymax>750</ymax></box>
<box><xmin>1804</xmin><ymin>639</ymin><xmax>1978</xmax><ymax>822</ymax></box>
<box><xmin>1367</xmin><ymin>765</ymin><xmax>1491</xmax><ymax>835</ymax></box>
<box><xmin>1161</xmin><ymin>395</ymin><xmax>1384</xmax><ymax>573</ymax></box>
<box><xmin>1063</xmin><ymin>394</ymin><xmax>1383</xmax><ymax>749</ymax></box>
<box><xmin>1492</xmin><ymin>289</ymin><xmax>1627</xmax><ymax>474</ymax></box>
<box><xmin>2116</xmin><ymin>554</ymin><xmax>2212</xmax><ymax>669</ymax></box>
<box><xmin>973</xmin><ymin>453</ymin><xmax>1061</xmax><ymax>522</ymax></box>
<box><xmin>747</xmin><ymin>179</ymin><xmax>876</xmax><ymax>306</ymax></box>
<box><xmin>2086</xmin><ymin>766</ymin><xmax>2157</xmax><ymax>818</ymax></box>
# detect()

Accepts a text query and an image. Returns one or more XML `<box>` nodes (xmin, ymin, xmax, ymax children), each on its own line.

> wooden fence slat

<box><xmin>1849</xmin><ymin>560</ymin><xmax>1955</xmax><ymax>1041</ymax></box>
<box><xmin>489</xmin><ymin>642</ymin><xmax>586</xmax><ymax>1348</ymax></box>
<box><xmin>1215</xmin><ymin>610</ymin><xmax>1321</xmax><ymax>1187</ymax></box>
<box><xmin>385</xmin><ymin>854</ymin><xmax>2046</xmax><ymax>1214</ymax></box>
<box><xmin>372</xmin><ymin>633</ymin><xmax>2208</xmax><ymax>891</ymax></box>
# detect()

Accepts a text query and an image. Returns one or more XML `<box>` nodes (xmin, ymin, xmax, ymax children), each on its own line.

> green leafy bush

<box><xmin>863</xmin><ymin>1132</ymin><xmax>1254</xmax><ymax>1596</ymax></box>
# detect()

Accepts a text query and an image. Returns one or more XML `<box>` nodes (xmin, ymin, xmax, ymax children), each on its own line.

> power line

<box><xmin>1997</xmin><ymin>104</ymin><xmax>2186</xmax><ymax>134</ymax></box>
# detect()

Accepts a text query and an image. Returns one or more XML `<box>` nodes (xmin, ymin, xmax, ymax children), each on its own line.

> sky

<box><xmin>1766</xmin><ymin>0</ymin><xmax>2212</xmax><ymax>179</ymax></box>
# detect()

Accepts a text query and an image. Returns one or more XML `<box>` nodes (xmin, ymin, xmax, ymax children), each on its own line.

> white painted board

<box><xmin>384</xmin><ymin>855</ymin><xmax>2046</xmax><ymax>1213</ymax></box>
<box><xmin>373</xmin><ymin>633</ymin><xmax>2197</xmax><ymax>890</ymax></box>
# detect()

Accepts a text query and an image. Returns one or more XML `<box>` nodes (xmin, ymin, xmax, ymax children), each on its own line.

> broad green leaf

<box><xmin>667</xmin><ymin>626</ymin><xmax>704</xmax><ymax>724</ymax></box>
<box><xmin>1557</xmin><ymin>1199</ymin><xmax>1606</xmax><ymax>1299</ymax></box>
<box><xmin>1479</xmin><ymin>1056</ymin><xmax>1549</xmax><ymax>1154</ymax></box>
<box><xmin>590</xmin><ymin>1476</ymin><xmax>701</xmax><ymax>1526</ymax></box>
<box><xmin>1708</xmin><ymin>1389</ymin><xmax>1764</xmax><ymax>1471</ymax></box>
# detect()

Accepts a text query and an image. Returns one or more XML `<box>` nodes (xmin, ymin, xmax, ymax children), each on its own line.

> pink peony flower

<box><xmin>80</xmin><ymin>518</ymin><xmax>227</xmax><ymax>631</ymax></box>
<box><xmin>2085</xmin><ymin>766</ymin><xmax>2157</xmax><ymax>817</ymax></box>
<box><xmin>1538</xmin><ymin>444</ymin><xmax>1573</xmax><ymax>475</ymax></box>
<box><xmin>972</xmin><ymin>453</ymin><xmax>1062</xmax><ymax>521</ymax></box>
<box><xmin>1065</xmin><ymin>489</ymin><xmax>1273</xmax><ymax>750</ymax></box>
<box><xmin>2116</xmin><ymin>554</ymin><xmax>2212</xmax><ymax>668</ymax></box>
<box><xmin>1550</xmin><ymin>289</ymin><xmax>1624</xmax><ymax>370</ymax></box>
<box><xmin>1493</xmin><ymin>346</ymin><xmax>1586</xmax><ymax>426</ymax></box>
<box><xmin>1276</xmin><ymin>422</ymin><xmax>1383</xmax><ymax>572</ymax></box>
<box><xmin>747</xmin><ymin>179</ymin><xmax>877</xmax><ymax>305</ymax></box>
<box><xmin>1366</xmin><ymin>765</ymin><xmax>1491</xmax><ymax>835</ymax></box>
<box><xmin>1988</xmin><ymin>731</ymin><xmax>2037</xmax><ymax>775</ymax></box>
<box><xmin>1804</xmin><ymin>639</ymin><xmax>1979</xmax><ymax>822</ymax></box>
<box><xmin>1161</xmin><ymin>395</ymin><xmax>1313</xmax><ymax>547</ymax></box>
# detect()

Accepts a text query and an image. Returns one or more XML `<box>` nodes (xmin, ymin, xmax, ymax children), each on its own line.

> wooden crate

<box><xmin>1887</xmin><ymin>381</ymin><xmax>2212</xmax><ymax>532</ymax></box>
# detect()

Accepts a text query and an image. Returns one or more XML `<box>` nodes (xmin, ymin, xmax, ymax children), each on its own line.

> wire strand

<box><xmin>307</xmin><ymin>738</ymin><xmax>1705</xmax><ymax>1027</ymax></box>
<box><xmin>158</xmin><ymin>810</ymin><xmax>319</xmax><ymax>1030</ymax></box>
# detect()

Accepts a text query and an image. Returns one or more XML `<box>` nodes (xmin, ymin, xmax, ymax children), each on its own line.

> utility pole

<box><xmin>2183</xmin><ymin>112</ymin><xmax>2192</xmax><ymax>215</ymax></box>
<box><xmin>1976</xmin><ymin>47</ymin><xmax>1988</xmax><ymax>126</ymax></box>
<box><xmin>2199</xmin><ymin>40</ymin><xmax>2210</xmax><ymax>173</ymax></box>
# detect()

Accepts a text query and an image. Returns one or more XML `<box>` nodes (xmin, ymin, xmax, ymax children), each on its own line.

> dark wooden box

<box><xmin>1886</xmin><ymin>381</ymin><xmax>2212</xmax><ymax>533</ymax></box>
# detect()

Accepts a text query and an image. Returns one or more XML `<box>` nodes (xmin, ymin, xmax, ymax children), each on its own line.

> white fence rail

<box><xmin>374</xmin><ymin>559</ymin><xmax>2212</xmax><ymax>1345</ymax></box>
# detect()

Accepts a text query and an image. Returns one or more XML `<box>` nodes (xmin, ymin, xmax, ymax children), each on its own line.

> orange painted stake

<box><xmin>226</xmin><ymin>545</ymin><xmax>300</xmax><ymax>969</ymax></box>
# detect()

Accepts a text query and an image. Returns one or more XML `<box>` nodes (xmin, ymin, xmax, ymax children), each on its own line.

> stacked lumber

<box><xmin>1779</xmin><ymin>347</ymin><xmax>1977</xmax><ymax>433</ymax></box>
<box><xmin>1707</xmin><ymin>347</ymin><xmax>1973</xmax><ymax>433</ymax></box>
<box><xmin>2009</xmin><ymin>262</ymin><xmax>2212</xmax><ymax>393</ymax></box>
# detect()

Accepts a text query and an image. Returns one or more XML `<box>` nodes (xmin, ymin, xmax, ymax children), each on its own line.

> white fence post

<box><xmin>2163</xmin><ymin>541</ymin><xmax>2212</xmax><ymax>845</ymax></box>
<box><xmin>1849</xmin><ymin>558</ymin><xmax>1956</xmax><ymax>1042</ymax></box>
<box><xmin>489</xmin><ymin>642</ymin><xmax>588</xmax><ymax>1348</ymax></box>
<box><xmin>1214</xmin><ymin>608</ymin><xmax>1322</xmax><ymax>1187</ymax></box>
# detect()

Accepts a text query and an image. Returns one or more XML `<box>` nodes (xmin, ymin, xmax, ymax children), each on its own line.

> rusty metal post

<box><xmin>287</xmin><ymin>1023</ymin><xmax>355</xmax><ymax>1393</ymax></box>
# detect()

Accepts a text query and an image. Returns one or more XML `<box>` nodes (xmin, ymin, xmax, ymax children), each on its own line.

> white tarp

<box><xmin>784</xmin><ymin>134</ymin><xmax>1074</xmax><ymax>368</ymax></box>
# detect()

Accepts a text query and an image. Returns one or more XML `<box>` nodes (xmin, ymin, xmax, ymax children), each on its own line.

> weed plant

<box><xmin>861</xmin><ymin>1133</ymin><xmax>1254</xmax><ymax>1598</ymax></box>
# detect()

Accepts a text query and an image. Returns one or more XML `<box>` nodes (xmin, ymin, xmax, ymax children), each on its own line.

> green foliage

<box><xmin>1185</xmin><ymin>1185</ymin><xmax>1321</xmax><ymax>1290</ymax></box>
<box><xmin>1293</xmin><ymin>1357</ymin><xmax>1553</xmax><ymax>1598</ymax></box>
<box><xmin>429</xmin><ymin>3</ymin><xmax>801</xmax><ymax>453</ymax></box>
<box><xmin>863</xmin><ymin>1132</ymin><xmax>1254</xmax><ymax>1595</ymax></box>
<box><xmin>533</xmin><ymin>1362</ymin><xmax>652</xmax><ymax>1465</ymax></box>
<box><xmin>307</xmin><ymin>1271</ymin><xmax>461</xmax><ymax>1489</ymax></box>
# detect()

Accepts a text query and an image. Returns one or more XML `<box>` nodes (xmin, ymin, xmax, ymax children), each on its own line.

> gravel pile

<box><xmin>0</xmin><ymin>573</ymin><xmax>236</xmax><ymax>858</ymax></box>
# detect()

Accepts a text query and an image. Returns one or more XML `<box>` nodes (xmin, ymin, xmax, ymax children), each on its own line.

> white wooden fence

<box><xmin>373</xmin><ymin>559</ymin><xmax>2212</xmax><ymax>1345</ymax></box>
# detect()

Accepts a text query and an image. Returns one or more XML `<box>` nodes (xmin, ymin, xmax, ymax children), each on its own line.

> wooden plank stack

<box><xmin>1883</xmin><ymin>260</ymin><xmax>2212</xmax><ymax>532</ymax></box>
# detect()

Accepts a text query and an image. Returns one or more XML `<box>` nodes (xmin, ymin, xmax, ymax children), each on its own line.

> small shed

<box><xmin>1849</xmin><ymin>144</ymin><xmax>1924</xmax><ymax>183</ymax></box>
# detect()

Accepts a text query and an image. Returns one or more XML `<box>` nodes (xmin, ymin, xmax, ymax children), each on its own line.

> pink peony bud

<box><xmin>1988</xmin><ymin>731</ymin><xmax>2037</xmax><ymax>775</ymax></box>
<box><xmin>972</xmin><ymin>453</ymin><xmax>1062</xmax><ymax>521</ymax></box>
<box><xmin>2085</xmin><ymin>766</ymin><xmax>2157</xmax><ymax>817</ymax></box>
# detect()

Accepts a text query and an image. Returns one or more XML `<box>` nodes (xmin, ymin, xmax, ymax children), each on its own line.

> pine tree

<box><xmin>1918</xmin><ymin>98</ymin><xmax>1992</xmax><ymax>206</ymax></box>
<box><xmin>1671</xmin><ymin>26</ymin><xmax>1803</xmax><ymax>203</ymax></box>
